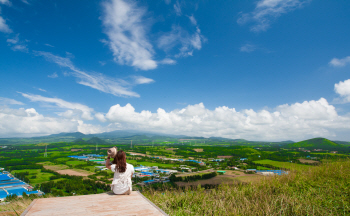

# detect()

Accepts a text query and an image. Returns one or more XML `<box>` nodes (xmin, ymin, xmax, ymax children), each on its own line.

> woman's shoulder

<box><xmin>126</xmin><ymin>163</ymin><xmax>134</xmax><ymax>169</ymax></box>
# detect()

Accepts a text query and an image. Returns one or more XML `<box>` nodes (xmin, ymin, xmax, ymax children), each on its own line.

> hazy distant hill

<box><xmin>333</xmin><ymin>140</ymin><xmax>350</xmax><ymax>145</ymax></box>
<box><xmin>86</xmin><ymin>137</ymin><xmax>109</xmax><ymax>144</ymax></box>
<box><xmin>286</xmin><ymin>138</ymin><xmax>342</xmax><ymax>149</ymax></box>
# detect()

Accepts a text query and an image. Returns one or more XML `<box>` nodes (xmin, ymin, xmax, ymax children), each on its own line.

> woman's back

<box><xmin>110</xmin><ymin>163</ymin><xmax>134</xmax><ymax>194</ymax></box>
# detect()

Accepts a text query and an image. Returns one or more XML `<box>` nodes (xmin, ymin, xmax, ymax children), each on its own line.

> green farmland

<box><xmin>253</xmin><ymin>159</ymin><xmax>311</xmax><ymax>171</ymax></box>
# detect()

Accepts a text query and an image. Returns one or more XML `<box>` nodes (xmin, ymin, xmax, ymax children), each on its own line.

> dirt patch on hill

<box><xmin>71</xmin><ymin>149</ymin><xmax>83</xmax><ymax>152</ymax></box>
<box><xmin>193</xmin><ymin>149</ymin><xmax>203</xmax><ymax>152</ymax></box>
<box><xmin>218</xmin><ymin>156</ymin><xmax>233</xmax><ymax>159</ymax></box>
<box><xmin>56</xmin><ymin>169</ymin><xmax>90</xmax><ymax>177</ymax></box>
<box><xmin>44</xmin><ymin>165</ymin><xmax>69</xmax><ymax>171</ymax></box>
<box><xmin>166</xmin><ymin>148</ymin><xmax>177</xmax><ymax>151</ymax></box>
<box><xmin>299</xmin><ymin>159</ymin><xmax>320</xmax><ymax>164</ymax></box>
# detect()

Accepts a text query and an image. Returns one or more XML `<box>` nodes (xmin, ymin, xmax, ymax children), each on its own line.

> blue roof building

<box><xmin>256</xmin><ymin>170</ymin><xmax>288</xmax><ymax>175</ymax></box>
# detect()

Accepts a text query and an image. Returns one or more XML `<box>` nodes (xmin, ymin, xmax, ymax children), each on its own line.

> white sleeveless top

<box><xmin>110</xmin><ymin>163</ymin><xmax>134</xmax><ymax>194</ymax></box>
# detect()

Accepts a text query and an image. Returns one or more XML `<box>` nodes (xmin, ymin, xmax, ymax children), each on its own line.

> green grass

<box><xmin>253</xmin><ymin>159</ymin><xmax>311</xmax><ymax>171</ymax></box>
<box><xmin>126</xmin><ymin>159</ymin><xmax>137</xmax><ymax>164</ymax></box>
<box><xmin>12</xmin><ymin>169</ymin><xmax>56</xmax><ymax>184</ymax></box>
<box><xmin>66</xmin><ymin>160</ymin><xmax>87</xmax><ymax>166</ymax></box>
<box><xmin>56</xmin><ymin>157</ymin><xmax>72</xmax><ymax>162</ymax></box>
<box><xmin>145</xmin><ymin>160</ymin><xmax>350</xmax><ymax>215</ymax></box>
<box><xmin>287</xmin><ymin>138</ymin><xmax>340</xmax><ymax>148</ymax></box>
<box><xmin>257</xmin><ymin>166</ymin><xmax>270</xmax><ymax>170</ymax></box>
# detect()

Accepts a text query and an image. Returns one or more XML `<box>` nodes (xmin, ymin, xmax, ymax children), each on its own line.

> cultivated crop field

<box><xmin>253</xmin><ymin>159</ymin><xmax>311</xmax><ymax>171</ymax></box>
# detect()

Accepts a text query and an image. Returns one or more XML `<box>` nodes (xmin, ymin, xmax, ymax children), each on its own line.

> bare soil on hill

<box><xmin>299</xmin><ymin>159</ymin><xmax>320</xmax><ymax>164</ymax></box>
<box><xmin>193</xmin><ymin>148</ymin><xmax>203</xmax><ymax>152</ymax></box>
<box><xmin>56</xmin><ymin>169</ymin><xmax>91</xmax><ymax>176</ymax></box>
<box><xmin>217</xmin><ymin>155</ymin><xmax>233</xmax><ymax>159</ymax></box>
<box><xmin>165</xmin><ymin>148</ymin><xmax>177</xmax><ymax>151</ymax></box>
<box><xmin>71</xmin><ymin>149</ymin><xmax>83</xmax><ymax>152</ymax></box>
<box><xmin>44</xmin><ymin>165</ymin><xmax>69</xmax><ymax>171</ymax></box>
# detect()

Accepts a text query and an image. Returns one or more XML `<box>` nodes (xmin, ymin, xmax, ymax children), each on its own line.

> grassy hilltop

<box><xmin>145</xmin><ymin>160</ymin><xmax>350</xmax><ymax>215</ymax></box>
<box><xmin>286</xmin><ymin>138</ymin><xmax>342</xmax><ymax>149</ymax></box>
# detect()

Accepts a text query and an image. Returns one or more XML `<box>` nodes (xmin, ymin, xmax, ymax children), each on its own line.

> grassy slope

<box><xmin>145</xmin><ymin>160</ymin><xmax>350</xmax><ymax>215</ymax></box>
<box><xmin>287</xmin><ymin>138</ymin><xmax>340</xmax><ymax>148</ymax></box>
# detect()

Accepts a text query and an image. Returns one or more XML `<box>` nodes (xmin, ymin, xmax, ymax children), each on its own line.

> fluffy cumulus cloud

<box><xmin>101</xmin><ymin>0</ymin><xmax>157</xmax><ymax>70</ymax></box>
<box><xmin>329</xmin><ymin>56</ymin><xmax>350</xmax><ymax>67</ymax></box>
<box><xmin>0</xmin><ymin>107</ymin><xmax>105</xmax><ymax>137</ymax></box>
<box><xmin>238</xmin><ymin>0</ymin><xmax>311</xmax><ymax>32</ymax></box>
<box><xmin>98</xmin><ymin>98</ymin><xmax>350</xmax><ymax>141</ymax></box>
<box><xmin>0</xmin><ymin>107</ymin><xmax>78</xmax><ymax>137</ymax></box>
<box><xmin>334</xmin><ymin>79</ymin><xmax>350</xmax><ymax>103</ymax></box>
<box><xmin>2</xmin><ymin>96</ymin><xmax>350</xmax><ymax>140</ymax></box>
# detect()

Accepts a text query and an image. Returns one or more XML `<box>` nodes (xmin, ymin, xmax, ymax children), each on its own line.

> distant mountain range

<box><xmin>0</xmin><ymin>130</ymin><xmax>349</xmax><ymax>147</ymax></box>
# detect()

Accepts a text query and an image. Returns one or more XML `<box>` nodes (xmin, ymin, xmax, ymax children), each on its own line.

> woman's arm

<box><xmin>105</xmin><ymin>156</ymin><xmax>112</xmax><ymax>170</ymax></box>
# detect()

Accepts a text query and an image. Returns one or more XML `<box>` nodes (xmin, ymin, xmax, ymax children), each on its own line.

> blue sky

<box><xmin>1</xmin><ymin>0</ymin><xmax>350</xmax><ymax>141</ymax></box>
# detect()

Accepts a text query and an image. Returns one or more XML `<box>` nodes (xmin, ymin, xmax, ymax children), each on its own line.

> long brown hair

<box><xmin>112</xmin><ymin>150</ymin><xmax>126</xmax><ymax>172</ymax></box>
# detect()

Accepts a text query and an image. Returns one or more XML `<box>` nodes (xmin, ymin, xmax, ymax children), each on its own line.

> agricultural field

<box><xmin>253</xmin><ymin>159</ymin><xmax>311</xmax><ymax>171</ymax></box>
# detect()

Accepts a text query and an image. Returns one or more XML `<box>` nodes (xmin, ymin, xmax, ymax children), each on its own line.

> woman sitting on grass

<box><xmin>106</xmin><ymin>150</ymin><xmax>134</xmax><ymax>195</ymax></box>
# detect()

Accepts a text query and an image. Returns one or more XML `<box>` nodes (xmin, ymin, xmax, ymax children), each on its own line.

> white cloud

<box><xmin>159</xmin><ymin>58</ymin><xmax>176</xmax><ymax>65</ymax></box>
<box><xmin>174</xmin><ymin>1</ymin><xmax>181</xmax><ymax>16</ymax></box>
<box><xmin>329</xmin><ymin>56</ymin><xmax>350</xmax><ymax>67</ymax></box>
<box><xmin>0</xmin><ymin>107</ymin><xmax>105</xmax><ymax>138</ymax></box>
<box><xmin>48</xmin><ymin>72</ymin><xmax>58</xmax><ymax>78</ymax></box>
<box><xmin>158</xmin><ymin>26</ymin><xmax>205</xmax><ymax>58</ymax></box>
<box><xmin>7</xmin><ymin>35</ymin><xmax>18</xmax><ymax>44</ymax></box>
<box><xmin>334</xmin><ymin>79</ymin><xmax>350</xmax><ymax>103</ymax></box>
<box><xmin>20</xmin><ymin>92</ymin><xmax>95</xmax><ymax>120</ymax></box>
<box><xmin>188</xmin><ymin>15</ymin><xmax>197</xmax><ymax>25</ymax></box>
<box><xmin>0</xmin><ymin>0</ymin><xmax>10</xmax><ymax>6</ymax></box>
<box><xmin>34</xmin><ymin>51</ymin><xmax>141</xmax><ymax>97</ymax></box>
<box><xmin>11</xmin><ymin>44</ymin><xmax>28</xmax><ymax>52</ymax></box>
<box><xmin>95</xmin><ymin>112</ymin><xmax>107</xmax><ymax>122</ymax></box>
<box><xmin>101</xmin><ymin>0</ymin><xmax>157</xmax><ymax>70</ymax></box>
<box><xmin>0</xmin><ymin>107</ymin><xmax>79</xmax><ymax>137</ymax></box>
<box><xmin>99</xmin><ymin>61</ymin><xmax>106</xmax><ymax>66</ymax></box>
<box><xmin>36</xmin><ymin>88</ymin><xmax>47</xmax><ymax>92</ymax></box>
<box><xmin>132</xmin><ymin>76</ymin><xmax>154</xmax><ymax>84</ymax></box>
<box><xmin>0</xmin><ymin>0</ymin><xmax>12</xmax><ymax>33</ymax></box>
<box><xmin>21</xmin><ymin>0</ymin><xmax>30</xmax><ymax>5</ymax></box>
<box><xmin>44</xmin><ymin>43</ymin><xmax>54</xmax><ymax>47</ymax></box>
<box><xmin>99</xmin><ymin>98</ymin><xmax>350</xmax><ymax>141</ymax></box>
<box><xmin>0</xmin><ymin>16</ymin><xmax>11</xmax><ymax>33</ymax></box>
<box><xmin>0</xmin><ymin>97</ymin><xmax>24</xmax><ymax>105</ymax></box>
<box><xmin>238</xmin><ymin>0</ymin><xmax>310</xmax><ymax>32</ymax></box>
<box><xmin>240</xmin><ymin>43</ymin><xmax>256</xmax><ymax>53</ymax></box>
